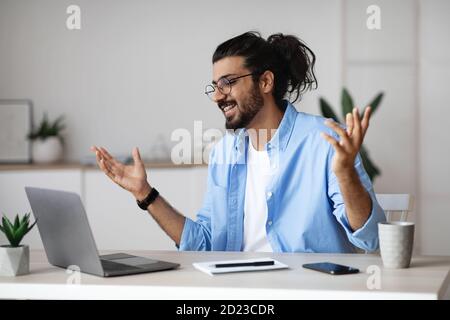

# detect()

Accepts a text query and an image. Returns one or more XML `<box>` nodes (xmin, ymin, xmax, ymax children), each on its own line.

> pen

<box><xmin>214</xmin><ymin>260</ymin><xmax>275</xmax><ymax>268</ymax></box>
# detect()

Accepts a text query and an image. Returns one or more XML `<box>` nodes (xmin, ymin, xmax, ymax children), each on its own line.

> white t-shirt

<box><xmin>243</xmin><ymin>141</ymin><xmax>274</xmax><ymax>252</ymax></box>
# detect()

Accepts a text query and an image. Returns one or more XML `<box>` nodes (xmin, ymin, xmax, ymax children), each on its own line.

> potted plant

<box><xmin>319</xmin><ymin>88</ymin><xmax>384</xmax><ymax>182</ymax></box>
<box><xmin>28</xmin><ymin>112</ymin><xmax>65</xmax><ymax>163</ymax></box>
<box><xmin>0</xmin><ymin>213</ymin><xmax>37</xmax><ymax>276</ymax></box>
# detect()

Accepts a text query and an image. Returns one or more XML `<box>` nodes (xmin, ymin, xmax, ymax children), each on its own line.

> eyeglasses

<box><xmin>204</xmin><ymin>73</ymin><xmax>255</xmax><ymax>101</ymax></box>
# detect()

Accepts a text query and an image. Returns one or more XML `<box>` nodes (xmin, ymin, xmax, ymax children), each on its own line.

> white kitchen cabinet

<box><xmin>0</xmin><ymin>169</ymin><xmax>82</xmax><ymax>249</ymax></box>
<box><xmin>0</xmin><ymin>166</ymin><xmax>208</xmax><ymax>251</ymax></box>
<box><xmin>84</xmin><ymin>167</ymin><xmax>208</xmax><ymax>251</ymax></box>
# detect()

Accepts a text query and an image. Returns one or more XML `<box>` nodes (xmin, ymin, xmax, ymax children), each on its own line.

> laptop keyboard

<box><xmin>101</xmin><ymin>259</ymin><xmax>141</xmax><ymax>272</ymax></box>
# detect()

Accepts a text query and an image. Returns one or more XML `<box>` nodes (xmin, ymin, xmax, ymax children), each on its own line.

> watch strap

<box><xmin>136</xmin><ymin>187</ymin><xmax>159</xmax><ymax>210</ymax></box>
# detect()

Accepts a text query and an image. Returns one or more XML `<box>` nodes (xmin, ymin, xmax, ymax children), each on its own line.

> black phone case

<box><xmin>302</xmin><ymin>262</ymin><xmax>360</xmax><ymax>275</ymax></box>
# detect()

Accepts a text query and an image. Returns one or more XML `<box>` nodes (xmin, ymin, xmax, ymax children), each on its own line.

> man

<box><xmin>91</xmin><ymin>31</ymin><xmax>385</xmax><ymax>253</ymax></box>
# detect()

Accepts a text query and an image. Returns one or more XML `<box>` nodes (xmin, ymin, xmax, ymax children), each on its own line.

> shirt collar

<box><xmin>234</xmin><ymin>100</ymin><xmax>297</xmax><ymax>154</ymax></box>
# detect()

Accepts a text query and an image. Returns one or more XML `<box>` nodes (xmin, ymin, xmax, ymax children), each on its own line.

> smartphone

<box><xmin>302</xmin><ymin>262</ymin><xmax>360</xmax><ymax>275</ymax></box>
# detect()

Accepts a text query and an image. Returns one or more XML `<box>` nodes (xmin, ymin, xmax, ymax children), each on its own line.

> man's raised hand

<box><xmin>90</xmin><ymin>146</ymin><xmax>151</xmax><ymax>200</ymax></box>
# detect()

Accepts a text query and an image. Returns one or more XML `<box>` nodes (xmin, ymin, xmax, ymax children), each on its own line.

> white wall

<box><xmin>343</xmin><ymin>0</ymin><xmax>420</xmax><ymax>246</ymax></box>
<box><xmin>343</xmin><ymin>0</ymin><xmax>450</xmax><ymax>255</ymax></box>
<box><xmin>418</xmin><ymin>0</ymin><xmax>450</xmax><ymax>255</ymax></box>
<box><xmin>345</xmin><ymin>0</ymin><xmax>417</xmax><ymax>197</ymax></box>
<box><xmin>0</xmin><ymin>0</ymin><xmax>342</xmax><ymax>162</ymax></box>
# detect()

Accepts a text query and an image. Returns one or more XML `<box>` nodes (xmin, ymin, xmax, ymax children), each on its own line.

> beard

<box><xmin>221</xmin><ymin>85</ymin><xmax>264</xmax><ymax>130</ymax></box>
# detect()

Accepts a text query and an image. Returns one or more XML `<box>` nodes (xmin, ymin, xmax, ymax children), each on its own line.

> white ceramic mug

<box><xmin>378</xmin><ymin>222</ymin><xmax>415</xmax><ymax>269</ymax></box>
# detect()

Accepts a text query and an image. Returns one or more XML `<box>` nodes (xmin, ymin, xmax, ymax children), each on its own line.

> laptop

<box><xmin>25</xmin><ymin>187</ymin><xmax>179</xmax><ymax>277</ymax></box>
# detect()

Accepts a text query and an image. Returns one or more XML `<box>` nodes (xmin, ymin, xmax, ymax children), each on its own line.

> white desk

<box><xmin>1</xmin><ymin>250</ymin><xmax>449</xmax><ymax>300</ymax></box>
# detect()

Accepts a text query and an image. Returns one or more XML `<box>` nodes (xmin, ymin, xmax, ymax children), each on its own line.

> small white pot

<box><xmin>0</xmin><ymin>245</ymin><xmax>30</xmax><ymax>276</ymax></box>
<box><xmin>32</xmin><ymin>136</ymin><xmax>63</xmax><ymax>163</ymax></box>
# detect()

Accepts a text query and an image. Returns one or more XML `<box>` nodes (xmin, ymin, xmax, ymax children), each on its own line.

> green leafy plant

<box><xmin>28</xmin><ymin>112</ymin><xmax>65</xmax><ymax>141</ymax></box>
<box><xmin>319</xmin><ymin>88</ymin><xmax>384</xmax><ymax>182</ymax></box>
<box><xmin>0</xmin><ymin>213</ymin><xmax>37</xmax><ymax>247</ymax></box>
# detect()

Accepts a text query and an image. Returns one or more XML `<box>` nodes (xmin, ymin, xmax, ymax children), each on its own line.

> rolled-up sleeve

<box><xmin>328</xmin><ymin>151</ymin><xmax>386</xmax><ymax>252</ymax></box>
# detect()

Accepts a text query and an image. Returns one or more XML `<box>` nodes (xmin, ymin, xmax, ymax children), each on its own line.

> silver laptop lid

<box><xmin>25</xmin><ymin>187</ymin><xmax>104</xmax><ymax>276</ymax></box>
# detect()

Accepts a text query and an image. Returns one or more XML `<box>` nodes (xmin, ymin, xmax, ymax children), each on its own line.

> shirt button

<box><xmin>268</xmin><ymin>220</ymin><xmax>273</xmax><ymax>226</ymax></box>
<box><xmin>267</xmin><ymin>192</ymin><xmax>273</xmax><ymax>199</ymax></box>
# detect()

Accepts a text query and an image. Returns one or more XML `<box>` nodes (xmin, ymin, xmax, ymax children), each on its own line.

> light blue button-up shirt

<box><xmin>179</xmin><ymin>101</ymin><xmax>386</xmax><ymax>253</ymax></box>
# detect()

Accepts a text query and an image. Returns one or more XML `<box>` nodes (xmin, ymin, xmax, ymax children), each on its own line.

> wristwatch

<box><xmin>136</xmin><ymin>187</ymin><xmax>159</xmax><ymax>210</ymax></box>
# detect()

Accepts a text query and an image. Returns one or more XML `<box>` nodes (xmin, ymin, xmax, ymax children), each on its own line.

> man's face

<box><xmin>211</xmin><ymin>56</ymin><xmax>264</xmax><ymax>129</ymax></box>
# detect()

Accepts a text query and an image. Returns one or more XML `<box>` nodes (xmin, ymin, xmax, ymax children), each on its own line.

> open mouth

<box><xmin>219</xmin><ymin>101</ymin><xmax>237</xmax><ymax>115</ymax></box>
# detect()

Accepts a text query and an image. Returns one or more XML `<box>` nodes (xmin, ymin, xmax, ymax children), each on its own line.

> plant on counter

<box><xmin>0</xmin><ymin>213</ymin><xmax>37</xmax><ymax>247</ymax></box>
<box><xmin>0</xmin><ymin>212</ymin><xmax>37</xmax><ymax>276</ymax></box>
<box><xmin>27</xmin><ymin>112</ymin><xmax>66</xmax><ymax>163</ymax></box>
<box><xmin>27</xmin><ymin>112</ymin><xmax>65</xmax><ymax>141</ymax></box>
